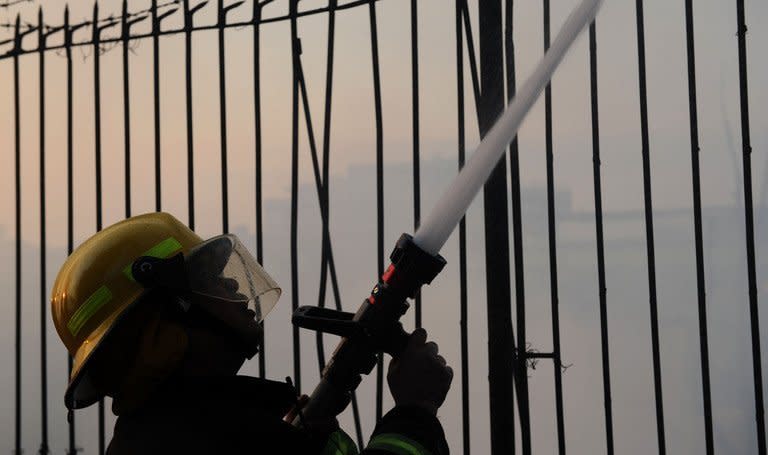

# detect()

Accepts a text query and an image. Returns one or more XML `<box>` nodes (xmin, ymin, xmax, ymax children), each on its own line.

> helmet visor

<box><xmin>185</xmin><ymin>234</ymin><xmax>281</xmax><ymax>323</ymax></box>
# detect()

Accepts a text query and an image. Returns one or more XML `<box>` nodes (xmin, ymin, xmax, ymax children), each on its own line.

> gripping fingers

<box><xmin>409</xmin><ymin>327</ymin><xmax>427</xmax><ymax>347</ymax></box>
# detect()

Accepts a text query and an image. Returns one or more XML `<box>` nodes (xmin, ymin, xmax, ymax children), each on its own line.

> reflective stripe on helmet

<box><xmin>67</xmin><ymin>285</ymin><xmax>113</xmax><ymax>336</ymax></box>
<box><xmin>67</xmin><ymin>236</ymin><xmax>182</xmax><ymax>336</ymax></box>
<box><xmin>321</xmin><ymin>430</ymin><xmax>359</xmax><ymax>455</ymax></box>
<box><xmin>366</xmin><ymin>433</ymin><xmax>431</xmax><ymax>455</ymax></box>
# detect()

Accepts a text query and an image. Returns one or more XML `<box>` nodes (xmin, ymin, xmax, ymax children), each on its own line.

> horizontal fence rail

<box><xmin>1</xmin><ymin>0</ymin><xmax>765</xmax><ymax>454</ymax></box>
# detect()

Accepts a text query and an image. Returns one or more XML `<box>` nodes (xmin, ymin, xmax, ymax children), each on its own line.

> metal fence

<box><xmin>1</xmin><ymin>0</ymin><xmax>765</xmax><ymax>454</ymax></box>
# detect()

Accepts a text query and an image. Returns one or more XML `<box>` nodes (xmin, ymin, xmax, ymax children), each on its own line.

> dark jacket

<box><xmin>107</xmin><ymin>375</ymin><xmax>449</xmax><ymax>454</ymax></box>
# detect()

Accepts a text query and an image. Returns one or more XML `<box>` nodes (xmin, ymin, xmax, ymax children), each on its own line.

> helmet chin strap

<box><xmin>177</xmin><ymin>292</ymin><xmax>263</xmax><ymax>360</ymax></box>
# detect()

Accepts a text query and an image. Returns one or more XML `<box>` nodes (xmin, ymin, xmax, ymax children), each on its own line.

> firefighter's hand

<box><xmin>387</xmin><ymin>328</ymin><xmax>453</xmax><ymax>415</ymax></box>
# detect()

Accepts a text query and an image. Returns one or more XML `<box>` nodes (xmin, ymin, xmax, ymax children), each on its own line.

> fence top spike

<box><xmin>37</xmin><ymin>6</ymin><xmax>43</xmax><ymax>43</ymax></box>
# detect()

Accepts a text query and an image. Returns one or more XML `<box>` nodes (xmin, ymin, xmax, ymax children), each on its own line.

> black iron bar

<box><xmin>252</xmin><ymin>0</ymin><xmax>265</xmax><ymax>379</ymax></box>
<box><xmin>316</xmin><ymin>0</ymin><xmax>337</xmax><ymax>374</ymax></box>
<box><xmin>294</xmin><ymin>56</ymin><xmax>328</xmax><ymax>368</ymax></box>
<box><xmin>183</xmin><ymin>0</ymin><xmax>204</xmax><ymax>230</ymax></box>
<box><xmin>152</xmin><ymin>2</ymin><xmax>177</xmax><ymax>213</ymax></box>
<box><xmin>294</xmin><ymin>62</ymin><xmax>342</xmax><ymax>351</ymax></box>
<box><xmin>13</xmin><ymin>14</ymin><xmax>22</xmax><ymax>455</ymax></box>
<box><xmin>368</xmin><ymin>0</ymin><xmax>385</xmax><ymax>425</ymax></box>
<box><xmin>294</xmin><ymin>44</ymin><xmax>364</xmax><ymax>447</ymax></box>
<box><xmin>503</xmin><ymin>0</ymin><xmax>527</xmax><ymax>452</ymax></box>
<box><xmin>9</xmin><ymin>20</ymin><xmax>41</xmax><ymax>455</ymax></box>
<box><xmin>38</xmin><ymin>8</ymin><xmax>50</xmax><ymax>454</ymax></box>
<box><xmin>123</xmin><ymin>2</ymin><xmax>131</xmax><ymax>218</ymax></box>
<box><xmin>459</xmin><ymin>1</ymin><xmax>480</xmax><ymax>119</ymax></box>
<box><xmin>683</xmin><ymin>2</ymin><xmax>714</xmax><ymax>453</ymax></box>
<box><xmin>589</xmin><ymin>21</ymin><xmax>614</xmax><ymax>455</ymax></box>
<box><xmin>735</xmin><ymin>1</ymin><xmax>766</xmax><ymax>453</ymax></box>
<box><xmin>526</xmin><ymin>352</ymin><xmax>555</xmax><ymax>359</ymax></box>
<box><xmin>634</xmin><ymin>2</ymin><xmax>666</xmax><ymax>453</ymax></box>
<box><xmin>481</xmin><ymin>1</ymin><xmax>520</xmax><ymax>454</ymax></box>
<box><xmin>455</xmin><ymin>1</ymin><xmax>470</xmax><ymax>452</ymax></box>
<box><xmin>62</xmin><ymin>13</ymin><xmax>88</xmax><ymax>455</ymax></box>
<box><xmin>289</xmin><ymin>0</ymin><xmax>301</xmax><ymax>394</ymax></box>
<box><xmin>217</xmin><ymin>0</ymin><xmax>243</xmax><ymax>233</ymax></box>
<box><xmin>92</xmin><ymin>5</ymin><xmax>106</xmax><ymax>454</ymax></box>
<box><xmin>122</xmin><ymin>1</ymin><xmax>146</xmax><ymax>218</ymax></box>
<box><xmin>292</xmin><ymin>0</ymin><xmax>364</xmax><ymax>441</ymax></box>
<box><xmin>543</xmin><ymin>3</ymin><xmax>566</xmax><ymax>453</ymax></box>
<box><xmin>64</xmin><ymin>7</ymin><xmax>77</xmax><ymax>453</ymax></box>
<box><xmin>0</xmin><ymin>0</ymin><xmax>379</xmax><ymax>62</ymax></box>
<box><xmin>410</xmin><ymin>0</ymin><xmax>422</xmax><ymax>330</ymax></box>
<box><xmin>1</xmin><ymin>0</ymin><xmax>29</xmax><ymax>8</ymax></box>
<box><xmin>93</xmin><ymin>5</ymin><xmax>118</xmax><ymax>453</ymax></box>
<box><xmin>153</xmin><ymin>0</ymin><xmax>167</xmax><ymax>212</ymax></box>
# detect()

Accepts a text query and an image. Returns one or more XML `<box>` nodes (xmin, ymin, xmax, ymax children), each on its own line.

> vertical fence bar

<box><xmin>368</xmin><ymin>0</ymin><xmax>385</xmax><ymax>424</ymax></box>
<box><xmin>316</xmin><ymin>0</ymin><xmax>337</xmax><ymax>374</ymax></box>
<box><xmin>455</xmin><ymin>1</ymin><xmax>470</xmax><ymax>452</ymax></box>
<box><xmin>152</xmin><ymin>0</ymin><xmax>162</xmax><ymax>212</ymax></box>
<box><xmin>480</xmin><ymin>1</ymin><xmax>520</xmax><ymax>454</ymax></box>
<box><xmin>542</xmin><ymin>2</ymin><xmax>565</xmax><ymax>453</ymax></box>
<box><xmin>410</xmin><ymin>0</ymin><xmax>422</xmax><ymax>330</ymax></box>
<box><xmin>683</xmin><ymin>2</ymin><xmax>714</xmax><ymax>453</ymax></box>
<box><xmin>295</xmin><ymin>45</ymin><xmax>360</xmax><ymax>441</ymax></box>
<box><xmin>460</xmin><ymin>1</ymin><xmax>480</xmax><ymax>117</ymax></box>
<box><xmin>93</xmin><ymin>1</ymin><xmax>104</xmax><ymax>251</ymax></box>
<box><xmin>92</xmin><ymin>5</ymin><xmax>106</xmax><ymax>452</ymax></box>
<box><xmin>589</xmin><ymin>21</ymin><xmax>614</xmax><ymax>455</ymax></box>
<box><xmin>151</xmin><ymin>3</ymin><xmax>178</xmax><ymax>213</ymax></box>
<box><xmin>289</xmin><ymin>0</ymin><xmax>301</xmax><ymax>394</ymax></box>
<box><xmin>217</xmin><ymin>0</ymin><xmax>233</xmax><ymax>233</ymax></box>
<box><xmin>292</xmin><ymin>28</ymin><xmax>364</xmax><ymax>444</ymax></box>
<box><xmin>634</xmin><ymin>2</ymin><xmax>666</xmax><ymax>453</ymax></box>
<box><xmin>37</xmin><ymin>8</ymin><xmax>50</xmax><ymax>454</ymax></box>
<box><xmin>319</xmin><ymin>2</ymin><xmax>347</xmax><ymax>392</ymax></box>
<box><xmin>734</xmin><ymin>1</ymin><xmax>766</xmax><ymax>453</ymax></box>
<box><xmin>122</xmin><ymin>1</ymin><xmax>131</xmax><ymax>218</ymax></box>
<box><xmin>252</xmin><ymin>0</ymin><xmax>265</xmax><ymax>379</ymax></box>
<box><xmin>295</xmin><ymin>53</ymin><xmax>323</xmax><ymax>369</ymax></box>
<box><xmin>183</xmin><ymin>0</ymin><xmax>199</xmax><ymax>230</ymax></box>
<box><xmin>64</xmin><ymin>9</ymin><xmax>77</xmax><ymax>453</ymax></box>
<box><xmin>503</xmin><ymin>0</ymin><xmax>526</xmax><ymax>452</ymax></box>
<box><xmin>122</xmin><ymin>0</ymin><xmax>131</xmax><ymax>218</ymax></box>
<box><xmin>309</xmin><ymin>7</ymin><xmax>356</xmax><ymax>436</ymax></box>
<box><xmin>13</xmin><ymin>14</ymin><xmax>23</xmax><ymax>455</ymax></box>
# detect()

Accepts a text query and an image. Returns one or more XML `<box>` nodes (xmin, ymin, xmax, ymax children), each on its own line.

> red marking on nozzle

<box><xmin>382</xmin><ymin>264</ymin><xmax>396</xmax><ymax>283</ymax></box>
<box><xmin>368</xmin><ymin>295</ymin><xmax>376</xmax><ymax>305</ymax></box>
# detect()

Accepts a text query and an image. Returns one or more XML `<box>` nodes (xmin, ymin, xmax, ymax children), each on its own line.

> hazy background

<box><xmin>1</xmin><ymin>0</ymin><xmax>767</xmax><ymax>453</ymax></box>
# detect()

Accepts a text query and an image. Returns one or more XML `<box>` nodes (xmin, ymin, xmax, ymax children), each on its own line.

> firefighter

<box><xmin>51</xmin><ymin>212</ymin><xmax>452</xmax><ymax>454</ymax></box>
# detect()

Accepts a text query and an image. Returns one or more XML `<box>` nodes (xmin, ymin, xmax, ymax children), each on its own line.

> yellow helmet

<box><xmin>51</xmin><ymin>212</ymin><xmax>204</xmax><ymax>409</ymax></box>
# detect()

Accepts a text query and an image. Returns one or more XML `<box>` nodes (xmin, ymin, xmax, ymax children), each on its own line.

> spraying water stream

<box><xmin>413</xmin><ymin>0</ymin><xmax>604</xmax><ymax>255</ymax></box>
